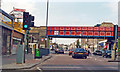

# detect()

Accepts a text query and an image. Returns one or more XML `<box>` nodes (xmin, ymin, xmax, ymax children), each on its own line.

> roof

<box><xmin>0</xmin><ymin>9</ymin><xmax>15</xmax><ymax>20</ymax></box>
<box><xmin>94</xmin><ymin>24</ymin><xmax>101</xmax><ymax>27</ymax></box>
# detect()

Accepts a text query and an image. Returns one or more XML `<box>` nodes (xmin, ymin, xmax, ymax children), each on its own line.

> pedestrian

<box><xmin>88</xmin><ymin>50</ymin><xmax>91</xmax><ymax>56</ymax></box>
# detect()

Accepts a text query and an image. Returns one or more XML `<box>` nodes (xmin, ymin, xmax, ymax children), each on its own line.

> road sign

<box><xmin>41</xmin><ymin>38</ymin><xmax>44</xmax><ymax>42</ymax></box>
<box><xmin>49</xmin><ymin>37</ymin><xmax>52</xmax><ymax>40</ymax></box>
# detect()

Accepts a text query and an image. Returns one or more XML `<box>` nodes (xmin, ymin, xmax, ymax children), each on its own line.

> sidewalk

<box><xmin>1</xmin><ymin>55</ymin><xmax>52</xmax><ymax>70</ymax></box>
<box><xmin>108</xmin><ymin>56</ymin><xmax>120</xmax><ymax>62</ymax></box>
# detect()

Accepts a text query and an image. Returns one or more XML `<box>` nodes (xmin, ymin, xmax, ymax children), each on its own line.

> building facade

<box><xmin>0</xmin><ymin>9</ymin><xmax>24</xmax><ymax>55</ymax></box>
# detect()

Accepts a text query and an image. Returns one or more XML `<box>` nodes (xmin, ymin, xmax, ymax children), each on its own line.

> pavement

<box><xmin>1</xmin><ymin>54</ymin><xmax>52</xmax><ymax>70</ymax></box>
<box><xmin>2</xmin><ymin>54</ymin><xmax>34</xmax><ymax>65</ymax></box>
<box><xmin>107</xmin><ymin>56</ymin><xmax>120</xmax><ymax>62</ymax></box>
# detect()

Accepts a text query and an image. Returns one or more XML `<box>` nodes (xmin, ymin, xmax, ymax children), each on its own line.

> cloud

<box><xmin>106</xmin><ymin>2</ymin><xmax>118</xmax><ymax>14</ymax></box>
<box><xmin>105</xmin><ymin>2</ymin><xmax>118</xmax><ymax>24</ymax></box>
<box><xmin>1</xmin><ymin>0</ymin><xmax>44</xmax><ymax>26</ymax></box>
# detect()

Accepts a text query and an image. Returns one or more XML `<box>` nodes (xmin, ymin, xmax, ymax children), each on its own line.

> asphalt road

<box><xmin>32</xmin><ymin>54</ymin><xmax>118</xmax><ymax>71</ymax></box>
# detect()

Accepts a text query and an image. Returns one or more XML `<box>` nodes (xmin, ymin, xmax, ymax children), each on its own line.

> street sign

<box><xmin>41</xmin><ymin>38</ymin><xmax>44</xmax><ymax>42</ymax></box>
<box><xmin>13</xmin><ymin>8</ymin><xmax>26</xmax><ymax>12</ymax></box>
<box><xmin>49</xmin><ymin>37</ymin><xmax>52</xmax><ymax>40</ymax></box>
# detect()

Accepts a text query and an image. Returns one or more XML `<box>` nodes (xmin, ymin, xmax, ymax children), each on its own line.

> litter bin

<box><xmin>34</xmin><ymin>48</ymin><xmax>42</xmax><ymax>59</ymax></box>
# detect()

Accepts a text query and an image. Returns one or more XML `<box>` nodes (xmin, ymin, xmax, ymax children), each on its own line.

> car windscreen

<box><xmin>96</xmin><ymin>50</ymin><xmax>101</xmax><ymax>52</ymax></box>
<box><xmin>75</xmin><ymin>48</ymin><xmax>86</xmax><ymax>52</ymax></box>
<box><xmin>106</xmin><ymin>51</ymin><xmax>111</xmax><ymax>53</ymax></box>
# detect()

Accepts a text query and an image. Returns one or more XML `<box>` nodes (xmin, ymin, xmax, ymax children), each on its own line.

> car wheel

<box><xmin>84</xmin><ymin>56</ymin><xmax>87</xmax><ymax>59</ymax></box>
<box><xmin>106</xmin><ymin>56</ymin><xmax>107</xmax><ymax>58</ymax></box>
<box><xmin>72</xmin><ymin>56</ymin><xmax>75</xmax><ymax>58</ymax></box>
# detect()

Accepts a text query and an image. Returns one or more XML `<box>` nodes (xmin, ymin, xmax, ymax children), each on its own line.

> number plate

<box><xmin>78</xmin><ymin>53</ymin><xmax>83</xmax><ymax>54</ymax></box>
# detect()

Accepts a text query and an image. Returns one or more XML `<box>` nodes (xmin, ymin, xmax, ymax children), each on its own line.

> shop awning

<box><xmin>0</xmin><ymin>22</ymin><xmax>14</xmax><ymax>30</ymax></box>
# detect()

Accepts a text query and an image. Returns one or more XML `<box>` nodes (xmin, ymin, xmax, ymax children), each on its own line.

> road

<box><xmin>31</xmin><ymin>54</ymin><xmax>118</xmax><ymax>71</ymax></box>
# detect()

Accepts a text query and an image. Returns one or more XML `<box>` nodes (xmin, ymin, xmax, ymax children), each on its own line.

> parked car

<box><xmin>102</xmin><ymin>50</ymin><xmax>117</xmax><ymax>58</ymax></box>
<box><xmin>69</xmin><ymin>49</ymin><xmax>74</xmax><ymax>55</ymax></box>
<box><xmin>72</xmin><ymin>48</ymin><xmax>88</xmax><ymax>59</ymax></box>
<box><xmin>57</xmin><ymin>49</ymin><xmax>64</xmax><ymax>54</ymax></box>
<box><xmin>55</xmin><ymin>48</ymin><xmax>59</xmax><ymax>54</ymax></box>
<box><xmin>93</xmin><ymin>50</ymin><xmax>102</xmax><ymax>56</ymax></box>
<box><xmin>102</xmin><ymin>50</ymin><xmax>111</xmax><ymax>58</ymax></box>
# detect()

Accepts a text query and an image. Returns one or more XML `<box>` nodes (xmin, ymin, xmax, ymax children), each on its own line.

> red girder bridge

<box><xmin>47</xmin><ymin>25</ymin><xmax>120</xmax><ymax>39</ymax></box>
<box><xmin>47</xmin><ymin>25</ymin><xmax>120</xmax><ymax>50</ymax></box>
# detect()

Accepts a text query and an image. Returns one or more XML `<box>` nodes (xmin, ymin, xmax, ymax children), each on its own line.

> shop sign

<box><xmin>13</xmin><ymin>8</ymin><xmax>25</xmax><ymax>12</ymax></box>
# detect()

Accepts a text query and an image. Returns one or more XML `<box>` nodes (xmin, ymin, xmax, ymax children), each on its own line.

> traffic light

<box><xmin>23</xmin><ymin>12</ymin><xmax>29</xmax><ymax>30</ymax></box>
<box><xmin>29</xmin><ymin>15</ymin><xmax>34</xmax><ymax>27</ymax></box>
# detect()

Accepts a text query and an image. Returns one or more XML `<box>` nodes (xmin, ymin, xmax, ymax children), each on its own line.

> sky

<box><xmin>1</xmin><ymin>0</ymin><xmax>119</xmax><ymax>44</ymax></box>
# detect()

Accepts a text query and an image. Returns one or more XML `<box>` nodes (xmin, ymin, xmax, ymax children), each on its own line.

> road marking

<box><xmin>37</xmin><ymin>67</ymin><xmax>43</xmax><ymax>72</ymax></box>
<box><xmin>95</xmin><ymin>58</ymin><xmax>97</xmax><ymax>60</ymax></box>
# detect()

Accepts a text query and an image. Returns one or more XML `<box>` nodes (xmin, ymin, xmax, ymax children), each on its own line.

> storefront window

<box><xmin>2</xmin><ymin>27</ymin><xmax>11</xmax><ymax>55</ymax></box>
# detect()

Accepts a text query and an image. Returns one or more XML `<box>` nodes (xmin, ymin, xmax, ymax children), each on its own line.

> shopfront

<box><xmin>12</xmin><ymin>31</ymin><xmax>24</xmax><ymax>55</ymax></box>
<box><xmin>2</xmin><ymin>26</ymin><xmax>12</xmax><ymax>55</ymax></box>
<box><xmin>0</xmin><ymin>9</ymin><xmax>14</xmax><ymax>55</ymax></box>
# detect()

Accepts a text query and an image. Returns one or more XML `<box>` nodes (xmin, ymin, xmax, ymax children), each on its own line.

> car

<box><xmin>72</xmin><ymin>48</ymin><xmax>88</xmax><ymax>59</ymax></box>
<box><xmin>57</xmin><ymin>49</ymin><xmax>64</xmax><ymax>54</ymax></box>
<box><xmin>55</xmin><ymin>48</ymin><xmax>59</xmax><ymax>54</ymax></box>
<box><xmin>103</xmin><ymin>50</ymin><xmax>111</xmax><ymax>58</ymax></box>
<box><xmin>56</xmin><ymin>48</ymin><xmax>64</xmax><ymax>54</ymax></box>
<box><xmin>69</xmin><ymin>49</ymin><xmax>74</xmax><ymax>55</ymax></box>
<box><xmin>102</xmin><ymin>50</ymin><xmax>117</xmax><ymax>58</ymax></box>
<box><xmin>93</xmin><ymin>50</ymin><xmax>102</xmax><ymax>56</ymax></box>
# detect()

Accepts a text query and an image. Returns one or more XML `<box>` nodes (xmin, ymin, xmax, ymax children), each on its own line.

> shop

<box><xmin>12</xmin><ymin>31</ymin><xmax>24</xmax><ymax>54</ymax></box>
<box><xmin>0</xmin><ymin>9</ymin><xmax>14</xmax><ymax>55</ymax></box>
<box><xmin>1</xmin><ymin>25</ymin><xmax>13</xmax><ymax>55</ymax></box>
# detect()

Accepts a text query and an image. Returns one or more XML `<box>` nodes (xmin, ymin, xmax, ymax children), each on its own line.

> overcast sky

<box><xmin>1</xmin><ymin>0</ymin><xmax>119</xmax><ymax>44</ymax></box>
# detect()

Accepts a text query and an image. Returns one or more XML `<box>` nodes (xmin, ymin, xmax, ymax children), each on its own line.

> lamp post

<box><xmin>45</xmin><ymin>0</ymin><xmax>49</xmax><ymax>48</ymax></box>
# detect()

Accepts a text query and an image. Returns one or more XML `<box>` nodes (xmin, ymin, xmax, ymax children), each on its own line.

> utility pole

<box><xmin>0</xmin><ymin>0</ymin><xmax>1</xmax><ymax>8</ymax></box>
<box><xmin>45</xmin><ymin>0</ymin><xmax>49</xmax><ymax>48</ymax></box>
<box><xmin>114</xmin><ymin>25</ymin><xmax>118</xmax><ymax>60</ymax></box>
<box><xmin>23</xmin><ymin>30</ymin><xmax>27</xmax><ymax>63</ymax></box>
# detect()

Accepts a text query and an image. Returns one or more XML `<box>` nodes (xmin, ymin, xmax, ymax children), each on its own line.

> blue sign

<box><xmin>99</xmin><ymin>43</ymin><xmax>104</xmax><ymax>46</ymax></box>
<box><xmin>49</xmin><ymin>37</ymin><xmax>52</xmax><ymax>40</ymax></box>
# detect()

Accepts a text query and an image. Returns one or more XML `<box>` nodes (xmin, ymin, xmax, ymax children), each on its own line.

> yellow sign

<box><xmin>50</xmin><ymin>43</ymin><xmax>53</xmax><ymax>45</ymax></box>
<box><xmin>113</xmin><ymin>43</ymin><xmax>116</xmax><ymax>50</ymax></box>
<box><xmin>85</xmin><ymin>46</ymin><xmax>87</xmax><ymax>48</ymax></box>
<box><xmin>23</xmin><ymin>42</ymin><xmax>24</xmax><ymax>45</ymax></box>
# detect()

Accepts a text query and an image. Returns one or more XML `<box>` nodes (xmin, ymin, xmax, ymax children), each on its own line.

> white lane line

<box><xmin>95</xmin><ymin>58</ymin><xmax>97</xmax><ymax>60</ymax></box>
<box><xmin>37</xmin><ymin>67</ymin><xmax>43</xmax><ymax>72</ymax></box>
